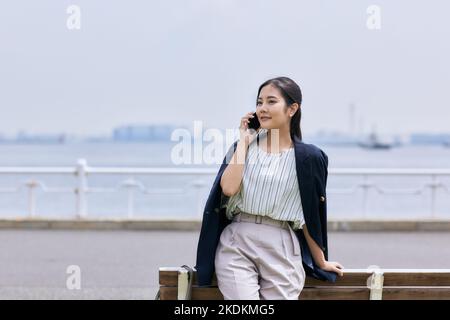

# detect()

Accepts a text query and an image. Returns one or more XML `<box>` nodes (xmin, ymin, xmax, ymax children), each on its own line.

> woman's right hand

<box><xmin>239</xmin><ymin>112</ymin><xmax>259</xmax><ymax>146</ymax></box>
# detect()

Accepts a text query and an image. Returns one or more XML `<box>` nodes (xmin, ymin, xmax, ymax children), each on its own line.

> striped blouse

<box><xmin>224</xmin><ymin>129</ymin><xmax>305</xmax><ymax>230</ymax></box>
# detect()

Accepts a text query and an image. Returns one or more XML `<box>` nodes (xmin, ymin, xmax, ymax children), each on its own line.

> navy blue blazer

<box><xmin>194</xmin><ymin>135</ymin><xmax>338</xmax><ymax>286</ymax></box>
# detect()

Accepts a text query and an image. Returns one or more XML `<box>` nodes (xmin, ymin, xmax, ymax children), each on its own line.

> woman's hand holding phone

<box><xmin>239</xmin><ymin>112</ymin><xmax>259</xmax><ymax>146</ymax></box>
<box><xmin>221</xmin><ymin>112</ymin><xmax>258</xmax><ymax>193</ymax></box>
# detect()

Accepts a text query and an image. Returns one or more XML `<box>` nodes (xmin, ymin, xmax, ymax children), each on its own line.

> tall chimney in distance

<box><xmin>349</xmin><ymin>102</ymin><xmax>356</xmax><ymax>137</ymax></box>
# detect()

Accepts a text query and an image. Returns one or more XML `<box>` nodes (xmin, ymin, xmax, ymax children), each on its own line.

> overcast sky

<box><xmin>1</xmin><ymin>0</ymin><xmax>449</xmax><ymax>137</ymax></box>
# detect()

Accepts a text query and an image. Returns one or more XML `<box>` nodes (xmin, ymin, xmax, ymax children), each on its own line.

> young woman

<box><xmin>195</xmin><ymin>76</ymin><xmax>344</xmax><ymax>300</ymax></box>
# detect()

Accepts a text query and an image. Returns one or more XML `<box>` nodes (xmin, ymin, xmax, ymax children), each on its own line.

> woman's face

<box><xmin>256</xmin><ymin>84</ymin><xmax>296</xmax><ymax>131</ymax></box>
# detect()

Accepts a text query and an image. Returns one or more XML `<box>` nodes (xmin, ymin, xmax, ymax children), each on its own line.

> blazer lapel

<box><xmin>293</xmin><ymin>136</ymin><xmax>311</xmax><ymax>169</ymax></box>
<box><xmin>293</xmin><ymin>136</ymin><xmax>313</xmax><ymax>222</ymax></box>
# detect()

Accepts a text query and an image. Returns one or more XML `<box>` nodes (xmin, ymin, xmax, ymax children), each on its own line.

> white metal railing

<box><xmin>328</xmin><ymin>168</ymin><xmax>450</xmax><ymax>219</ymax></box>
<box><xmin>0</xmin><ymin>158</ymin><xmax>450</xmax><ymax>219</ymax></box>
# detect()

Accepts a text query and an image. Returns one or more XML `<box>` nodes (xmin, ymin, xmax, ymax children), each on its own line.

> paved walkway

<box><xmin>1</xmin><ymin>229</ymin><xmax>450</xmax><ymax>299</ymax></box>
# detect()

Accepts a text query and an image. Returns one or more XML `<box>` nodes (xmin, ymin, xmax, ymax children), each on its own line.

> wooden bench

<box><xmin>157</xmin><ymin>266</ymin><xmax>450</xmax><ymax>300</ymax></box>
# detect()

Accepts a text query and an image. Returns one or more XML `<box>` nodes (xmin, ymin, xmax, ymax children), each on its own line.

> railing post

<box><xmin>127</xmin><ymin>188</ymin><xmax>134</xmax><ymax>219</ymax></box>
<box><xmin>124</xmin><ymin>178</ymin><xmax>137</xmax><ymax>219</ymax></box>
<box><xmin>26</xmin><ymin>179</ymin><xmax>38</xmax><ymax>218</ymax></box>
<box><xmin>430</xmin><ymin>174</ymin><xmax>437</xmax><ymax>219</ymax></box>
<box><xmin>76</xmin><ymin>159</ymin><xmax>88</xmax><ymax>218</ymax></box>
<box><xmin>362</xmin><ymin>174</ymin><xmax>369</xmax><ymax>219</ymax></box>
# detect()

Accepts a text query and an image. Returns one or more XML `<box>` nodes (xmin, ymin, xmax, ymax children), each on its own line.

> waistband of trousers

<box><xmin>232</xmin><ymin>210</ymin><xmax>291</xmax><ymax>230</ymax></box>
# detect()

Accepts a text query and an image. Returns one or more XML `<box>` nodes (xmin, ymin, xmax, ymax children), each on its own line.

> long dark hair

<box><xmin>256</xmin><ymin>76</ymin><xmax>303</xmax><ymax>141</ymax></box>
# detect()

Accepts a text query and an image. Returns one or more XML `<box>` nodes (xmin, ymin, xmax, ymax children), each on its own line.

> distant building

<box><xmin>112</xmin><ymin>124</ymin><xmax>177</xmax><ymax>142</ymax></box>
<box><xmin>410</xmin><ymin>133</ymin><xmax>450</xmax><ymax>145</ymax></box>
<box><xmin>14</xmin><ymin>131</ymin><xmax>66</xmax><ymax>144</ymax></box>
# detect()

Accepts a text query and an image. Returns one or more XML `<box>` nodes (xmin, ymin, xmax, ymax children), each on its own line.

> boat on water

<box><xmin>358</xmin><ymin>132</ymin><xmax>393</xmax><ymax>149</ymax></box>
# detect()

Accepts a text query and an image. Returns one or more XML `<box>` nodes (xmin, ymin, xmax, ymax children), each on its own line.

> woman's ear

<box><xmin>289</xmin><ymin>103</ymin><xmax>300</xmax><ymax>116</ymax></box>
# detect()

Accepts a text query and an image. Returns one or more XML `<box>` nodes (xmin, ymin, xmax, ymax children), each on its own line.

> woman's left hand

<box><xmin>320</xmin><ymin>261</ymin><xmax>344</xmax><ymax>276</ymax></box>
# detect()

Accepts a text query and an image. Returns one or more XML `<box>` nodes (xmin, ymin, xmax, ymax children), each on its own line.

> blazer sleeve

<box><xmin>313</xmin><ymin>149</ymin><xmax>328</xmax><ymax>196</ymax></box>
<box><xmin>311</xmin><ymin>148</ymin><xmax>330</xmax><ymax>260</ymax></box>
<box><xmin>298</xmin><ymin>147</ymin><xmax>337</xmax><ymax>282</ymax></box>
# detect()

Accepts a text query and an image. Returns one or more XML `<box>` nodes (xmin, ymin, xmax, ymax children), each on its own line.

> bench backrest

<box><xmin>157</xmin><ymin>267</ymin><xmax>450</xmax><ymax>300</ymax></box>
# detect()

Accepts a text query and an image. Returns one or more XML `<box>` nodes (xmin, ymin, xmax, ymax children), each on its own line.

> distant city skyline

<box><xmin>1</xmin><ymin>122</ymin><xmax>450</xmax><ymax>138</ymax></box>
<box><xmin>1</xmin><ymin>123</ymin><xmax>449</xmax><ymax>147</ymax></box>
<box><xmin>1</xmin><ymin>1</ymin><xmax>449</xmax><ymax>136</ymax></box>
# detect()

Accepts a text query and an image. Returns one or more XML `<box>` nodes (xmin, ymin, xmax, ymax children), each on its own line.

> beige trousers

<box><xmin>214</xmin><ymin>213</ymin><xmax>306</xmax><ymax>300</ymax></box>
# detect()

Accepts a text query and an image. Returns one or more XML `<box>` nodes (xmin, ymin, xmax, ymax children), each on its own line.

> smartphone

<box><xmin>248</xmin><ymin>112</ymin><xmax>260</xmax><ymax>130</ymax></box>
